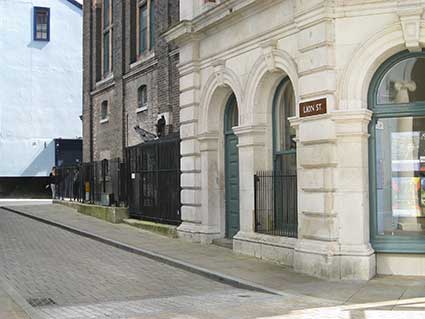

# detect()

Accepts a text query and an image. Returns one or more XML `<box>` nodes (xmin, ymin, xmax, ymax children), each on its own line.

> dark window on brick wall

<box><xmin>135</xmin><ymin>0</ymin><xmax>155</xmax><ymax>59</ymax></box>
<box><xmin>34</xmin><ymin>7</ymin><xmax>50</xmax><ymax>41</ymax></box>
<box><xmin>102</xmin><ymin>0</ymin><xmax>113</xmax><ymax>77</ymax></box>
<box><xmin>149</xmin><ymin>0</ymin><xmax>155</xmax><ymax>49</ymax></box>
<box><xmin>138</xmin><ymin>85</ymin><xmax>148</xmax><ymax>110</ymax></box>
<box><xmin>95</xmin><ymin>6</ymin><xmax>102</xmax><ymax>81</ymax></box>
<box><xmin>139</xmin><ymin>3</ymin><xmax>148</xmax><ymax>54</ymax></box>
<box><xmin>130</xmin><ymin>0</ymin><xmax>137</xmax><ymax>63</ymax></box>
<box><xmin>101</xmin><ymin>101</ymin><xmax>108</xmax><ymax>120</ymax></box>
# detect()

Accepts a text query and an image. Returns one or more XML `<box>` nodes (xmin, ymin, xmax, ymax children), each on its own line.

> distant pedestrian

<box><xmin>63</xmin><ymin>169</ymin><xmax>71</xmax><ymax>200</ymax></box>
<box><xmin>73</xmin><ymin>168</ymin><xmax>80</xmax><ymax>201</ymax></box>
<box><xmin>49</xmin><ymin>167</ymin><xmax>57</xmax><ymax>199</ymax></box>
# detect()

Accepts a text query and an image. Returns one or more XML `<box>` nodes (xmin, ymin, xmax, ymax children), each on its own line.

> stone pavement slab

<box><xmin>0</xmin><ymin>210</ymin><xmax>236</xmax><ymax>308</ymax></box>
<box><xmin>0</xmin><ymin>275</ymin><xmax>33</xmax><ymax>319</ymax></box>
<box><xmin>3</xmin><ymin>203</ymin><xmax>425</xmax><ymax>318</ymax></box>
<box><xmin>0</xmin><ymin>206</ymin><xmax>336</xmax><ymax>319</ymax></box>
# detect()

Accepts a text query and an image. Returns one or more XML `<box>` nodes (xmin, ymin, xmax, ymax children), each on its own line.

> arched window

<box><xmin>270</xmin><ymin>77</ymin><xmax>297</xmax><ymax>238</ymax></box>
<box><xmin>138</xmin><ymin>85</ymin><xmax>148</xmax><ymax>110</ymax></box>
<box><xmin>100</xmin><ymin>101</ymin><xmax>108</xmax><ymax>120</ymax></box>
<box><xmin>369</xmin><ymin>51</ymin><xmax>425</xmax><ymax>253</ymax></box>
<box><xmin>273</xmin><ymin>78</ymin><xmax>296</xmax><ymax>174</ymax></box>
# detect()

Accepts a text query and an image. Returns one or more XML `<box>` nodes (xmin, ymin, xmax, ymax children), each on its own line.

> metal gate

<box><xmin>126</xmin><ymin>136</ymin><xmax>181</xmax><ymax>225</ymax></box>
<box><xmin>254</xmin><ymin>171</ymin><xmax>298</xmax><ymax>238</ymax></box>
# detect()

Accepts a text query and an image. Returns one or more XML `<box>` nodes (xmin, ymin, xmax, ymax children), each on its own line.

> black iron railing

<box><xmin>55</xmin><ymin>166</ymin><xmax>83</xmax><ymax>202</ymax></box>
<box><xmin>55</xmin><ymin>137</ymin><xmax>181</xmax><ymax>225</ymax></box>
<box><xmin>254</xmin><ymin>171</ymin><xmax>298</xmax><ymax>238</ymax></box>
<box><xmin>55</xmin><ymin>158</ymin><xmax>127</xmax><ymax>207</ymax></box>
<box><xmin>126</xmin><ymin>136</ymin><xmax>181</xmax><ymax>225</ymax></box>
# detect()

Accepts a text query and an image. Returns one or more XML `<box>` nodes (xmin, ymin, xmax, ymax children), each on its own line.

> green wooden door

<box><xmin>224</xmin><ymin>94</ymin><xmax>240</xmax><ymax>238</ymax></box>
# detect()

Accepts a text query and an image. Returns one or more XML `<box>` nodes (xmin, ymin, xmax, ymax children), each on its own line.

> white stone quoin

<box><xmin>165</xmin><ymin>0</ymin><xmax>425</xmax><ymax>279</ymax></box>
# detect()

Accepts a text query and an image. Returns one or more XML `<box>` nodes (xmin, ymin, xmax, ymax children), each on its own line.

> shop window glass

<box><xmin>375</xmin><ymin>116</ymin><xmax>425</xmax><ymax>238</ymax></box>
<box><xmin>371</xmin><ymin>51</ymin><xmax>425</xmax><ymax>252</ymax></box>
<box><xmin>377</xmin><ymin>57</ymin><xmax>425</xmax><ymax>105</ymax></box>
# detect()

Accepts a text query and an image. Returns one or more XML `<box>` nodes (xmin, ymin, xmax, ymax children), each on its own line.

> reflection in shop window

<box><xmin>375</xmin><ymin>117</ymin><xmax>425</xmax><ymax>236</ymax></box>
<box><xmin>377</xmin><ymin>57</ymin><xmax>425</xmax><ymax>105</ymax></box>
<box><xmin>375</xmin><ymin>116</ymin><xmax>425</xmax><ymax>237</ymax></box>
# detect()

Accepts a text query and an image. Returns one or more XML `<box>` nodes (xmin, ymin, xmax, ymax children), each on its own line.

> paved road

<box><xmin>3</xmin><ymin>206</ymin><xmax>424</xmax><ymax>319</ymax></box>
<box><xmin>0</xmin><ymin>208</ymin><xmax>296</xmax><ymax>319</ymax></box>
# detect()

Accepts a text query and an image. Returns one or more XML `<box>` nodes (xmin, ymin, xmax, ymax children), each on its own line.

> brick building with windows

<box><xmin>82</xmin><ymin>0</ymin><xmax>180</xmax><ymax>162</ymax></box>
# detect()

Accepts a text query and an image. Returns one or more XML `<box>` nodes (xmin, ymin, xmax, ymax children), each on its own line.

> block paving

<box><xmin>1</xmin><ymin>203</ymin><xmax>425</xmax><ymax>318</ymax></box>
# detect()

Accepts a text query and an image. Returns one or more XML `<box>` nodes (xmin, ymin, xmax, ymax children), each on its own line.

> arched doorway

<box><xmin>369</xmin><ymin>50</ymin><xmax>425</xmax><ymax>252</ymax></box>
<box><xmin>224</xmin><ymin>93</ymin><xmax>240</xmax><ymax>238</ymax></box>
<box><xmin>272</xmin><ymin>77</ymin><xmax>297</xmax><ymax>237</ymax></box>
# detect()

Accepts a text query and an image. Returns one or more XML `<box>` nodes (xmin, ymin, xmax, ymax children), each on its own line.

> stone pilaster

<box><xmin>333</xmin><ymin>109</ymin><xmax>375</xmax><ymax>280</ymax></box>
<box><xmin>232</xmin><ymin>125</ymin><xmax>268</xmax><ymax>234</ymax></box>
<box><xmin>176</xmin><ymin>40</ymin><xmax>207</xmax><ymax>242</ymax></box>
<box><xmin>290</xmin><ymin>110</ymin><xmax>375</xmax><ymax>280</ymax></box>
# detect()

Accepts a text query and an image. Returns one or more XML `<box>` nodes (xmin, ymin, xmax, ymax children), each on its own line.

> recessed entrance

<box><xmin>224</xmin><ymin>94</ymin><xmax>240</xmax><ymax>239</ymax></box>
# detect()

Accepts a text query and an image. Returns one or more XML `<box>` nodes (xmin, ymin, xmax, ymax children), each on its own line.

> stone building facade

<box><xmin>166</xmin><ymin>0</ymin><xmax>425</xmax><ymax>280</ymax></box>
<box><xmin>83</xmin><ymin>0</ymin><xmax>180</xmax><ymax>162</ymax></box>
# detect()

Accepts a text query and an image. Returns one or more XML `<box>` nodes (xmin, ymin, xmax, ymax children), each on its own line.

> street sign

<box><xmin>299</xmin><ymin>98</ymin><xmax>327</xmax><ymax>118</ymax></box>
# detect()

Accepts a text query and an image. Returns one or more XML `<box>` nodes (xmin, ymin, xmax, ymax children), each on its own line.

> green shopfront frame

<box><xmin>369</xmin><ymin>50</ymin><xmax>425</xmax><ymax>253</ymax></box>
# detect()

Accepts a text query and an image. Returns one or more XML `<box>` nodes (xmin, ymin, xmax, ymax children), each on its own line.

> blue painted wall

<box><xmin>0</xmin><ymin>0</ymin><xmax>82</xmax><ymax>177</ymax></box>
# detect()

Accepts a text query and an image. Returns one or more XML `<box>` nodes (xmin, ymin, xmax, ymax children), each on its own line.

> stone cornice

<box><xmin>123</xmin><ymin>58</ymin><xmax>158</xmax><ymax>81</ymax></box>
<box><xmin>167</xmin><ymin>1</ymin><xmax>425</xmax><ymax>47</ymax></box>
<box><xmin>334</xmin><ymin>1</ymin><xmax>425</xmax><ymax>19</ymax></box>
<box><xmin>232</xmin><ymin>124</ymin><xmax>267</xmax><ymax>137</ymax></box>
<box><xmin>330</xmin><ymin>109</ymin><xmax>373</xmax><ymax>123</ymax></box>
<box><xmin>289</xmin><ymin>109</ymin><xmax>372</xmax><ymax>129</ymax></box>
<box><xmin>294</xmin><ymin>2</ymin><xmax>335</xmax><ymax>30</ymax></box>
<box><xmin>163</xmin><ymin>21</ymin><xmax>200</xmax><ymax>45</ymax></box>
<box><xmin>198</xmin><ymin>132</ymin><xmax>219</xmax><ymax>152</ymax></box>
<box><xmin>198</xmin><ymin>132</ymin><xmax>219</xmax><ymax>142</ymax></box>
<box><xmin>164</xmin><ymin>0</ymin><xmax>277</xmax><ymax>45</ymax></box>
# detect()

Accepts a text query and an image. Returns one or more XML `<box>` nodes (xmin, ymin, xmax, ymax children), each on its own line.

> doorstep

<box><xmin>212</xmin><ymin>238</ymin><xmax>233</xmax><ymax>250</ymax></box>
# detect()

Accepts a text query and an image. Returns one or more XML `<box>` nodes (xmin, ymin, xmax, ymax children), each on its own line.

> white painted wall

<box><xmin>0</xmin><ymin>0</ymin><xmax>82</xmax><ymax>176</ymax></box>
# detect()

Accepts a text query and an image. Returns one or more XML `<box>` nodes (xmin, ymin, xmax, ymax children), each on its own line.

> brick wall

<box><xmin>83</xmin><ymin>0</ymin><xmax>180</xmax><ymax>162</ymax></box>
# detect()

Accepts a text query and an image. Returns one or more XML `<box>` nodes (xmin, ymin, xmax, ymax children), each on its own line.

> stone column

<box><xmin>176</xmin><ymin>39</ymin><xmax>207</xmax><ymax>242</ymax></box>
<box><xmin>333</xmin><ymin>110</ymin><xmax>375</xmax><ymax>280</ymax></box>
<box><xmin>291</xmin><ymin>110</ymin><xmax>375</xmax><ymax>280</ymax></box>
<box><xmin>233</xmin><ymin>125</ymin><xmax>267</xmax><ymax>240</ymax></box>
<box><xmin>291</xmin><ymin>115</ymin><xmax>341</xmax><ymax>279</ymax></box>
<box><xmin>198</xmin><ymin>133</ymin><xmax>224</xmax><ymax>241</ymax></box>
